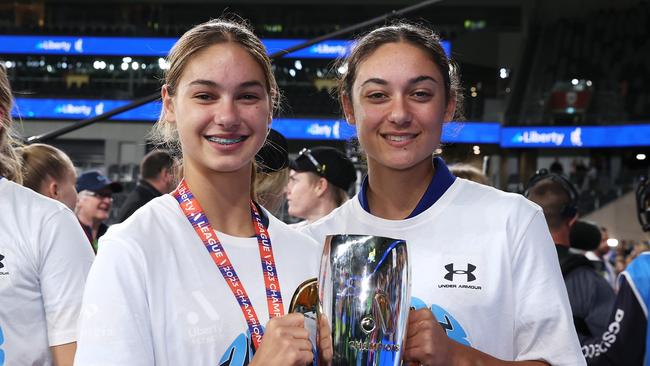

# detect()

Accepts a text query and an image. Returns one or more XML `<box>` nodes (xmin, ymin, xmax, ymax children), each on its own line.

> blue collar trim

<box><xmin>358</xmin><ymin>157</ymin><xmax>456</xmax><ymax>219</ymax></box>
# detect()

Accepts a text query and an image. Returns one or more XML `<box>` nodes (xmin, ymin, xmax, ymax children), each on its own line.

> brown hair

<box><xmin>527</xmin><ymin>179</ymin><xmax>573</xmax><ymax>231</ymax></box>
<box><xmin>140</xmin><ymin>149</ymin><xmax>174</xmax><ymax>180</ymax></box>
<box><xmin>151</xmin><ymin>17</ymin><xmax>280</xmax><ymax>153</ymax></box>
<box><xmin>18</xmin><ymin>143</ymin><xmax>75</xmax><ymax>193</ymax></box>
<box><xmin>0</xmin><ymin>63</ymin><xmax>22</xmax><ymax>183</ymax></box>
<box><xmin>254</xmin><ymin>168</ymin><xmax>289</xmax><ymax>213</ymax></box>
<box><xmin>304</xmin><ymin>171</ymin><xmax>350</xmax><ymax>207</ymax></box>
<box><xmin>449</xmin><ymin>163</ymin><xmax>490</xmax><ymax>185</ymax></box>
<box><xmin>330</xmin><ymin>185</ymin><xmax>350</xmax><ymax>207</ymax></box>
<box><xmin>337</xmin><ymin>21</ymin><xmax>464</xmax><ymax>121</ymax></box>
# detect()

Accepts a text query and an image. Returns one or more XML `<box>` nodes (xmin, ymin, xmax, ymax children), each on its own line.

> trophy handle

<box><xmin>289</xmin><ymin>277</ymin><xmax>319</xmax><ymax>315</ymax></box>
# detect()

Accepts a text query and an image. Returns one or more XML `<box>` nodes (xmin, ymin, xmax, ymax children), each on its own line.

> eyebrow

<box><xmin>187</xmin><ymin>79</ymin><xmax>265</xmax><ymax>89</ymax></box>
<box><xmin>410</xmin><ymin>75</ymin><xmax>438</xmax><ymax>85</ymax></box>
<box><xmin>360</xmin><ymin>75</ymin><xmax>439</xmax><ymax>87</ymax></box>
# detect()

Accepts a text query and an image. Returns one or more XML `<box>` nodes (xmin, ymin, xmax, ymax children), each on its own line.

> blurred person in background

<box><xmin>614</xmin><ymin>240</ymin><xmax>633</xmax><ymax>274</ymax></box>
<box><xmin>0</xmin><ymin>63</ymin><xmax>94</xmax><ymax>366</ymax></box>
<box><xmin>585</xmin><ymin>226</ymin><xmax>617</xmax><ymax>289</ymax></box>
<box><xmin>569</xmin><ymin>220</ymin><xmax>602</xmax><ymax>256</ymax></box>
<box><xmin>526</xmin><ymin>169</ymin><xmax>615</xmax><ymax>343</ymax></box>
<box><xmin>285</xmin><ymin>146</ymin><xmax>356</xmax><ymax>228</ymax></box>
<box><xmin>550</xmin><ymin>159</ymin><xmax>565</xmax><ymax>175</ymax></box>
<box><xmin>614</xmin><ymin>240</ymin><xmax>650</xmax><ymax>273</ymax></box>
<box><xmin>75</xmin><ymin>170</ymin><xmax>122</xmax><ymax>251</ymax></box>
<box><xmin>449</xmin><ymin>163</ymin><xmax>490</xmax><ymax>185</ymax></box>
<box><xmin>254</xmin><ymin>128</ymin><xmax>290</xmax><ymax>217</ymax></box>
<box><xmin>581</xmin><ymin>177</ymin><xmax>650</xmax><ymax>364</ymax></box>
<box><xmin>117</xmin><ymin>149</ymin><xmax>175</xmax><ymax>222</ymax></box>
<box><xmin>18</xmin><ymin>143</ymin><xmax>78</xmax><ymax>211</ymax></box>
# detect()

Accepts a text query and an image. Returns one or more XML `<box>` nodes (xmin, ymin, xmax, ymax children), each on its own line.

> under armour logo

<box><xmin>0</xmin><ymin>254</ymin><xmax>4</xmax><ymax>269</ymax></box>
<box><xmin>444</xmin><ymin>263</ymin><xmax>476</xmax><ymax>282</ymax></box>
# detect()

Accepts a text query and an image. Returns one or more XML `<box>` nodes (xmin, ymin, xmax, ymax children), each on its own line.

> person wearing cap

<box><xmin>285</xmin><ymin>146</ymin><xmax>356</xmax><ymax>227</ymax></box>
<box><xmin>75</xmin><ymin>170</ymin><xmax>123</xmax><ymax>251</ymax></box>
<box><xmin>254</xmin><ymin>129</ymin><xmax>290</xmax><ymax>217</ymax></box>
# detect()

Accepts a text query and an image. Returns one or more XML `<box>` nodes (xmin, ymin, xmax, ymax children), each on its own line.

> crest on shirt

<box><xmin>219</xmin><ymin>330</ymin><xmax>255</xmax><ymax>366</ymax></box>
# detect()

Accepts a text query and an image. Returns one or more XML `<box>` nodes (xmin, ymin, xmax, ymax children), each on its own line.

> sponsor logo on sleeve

<box><xmin>582</xmin><ymin>309</ymin><xmax>624</xmax><ymax>359</ymax></box>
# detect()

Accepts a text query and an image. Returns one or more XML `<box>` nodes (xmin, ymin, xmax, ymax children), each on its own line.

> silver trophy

<box><xmin>319</xmin><ymin>234</ymin><xmax>410</xmax><ymax>365</ymax></box>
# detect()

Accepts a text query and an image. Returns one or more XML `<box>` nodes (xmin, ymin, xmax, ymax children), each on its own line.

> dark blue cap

<box><xmin>76</xmin><ymin>170</ymin><xmax>123</xmax><ymax>193</ymax></box>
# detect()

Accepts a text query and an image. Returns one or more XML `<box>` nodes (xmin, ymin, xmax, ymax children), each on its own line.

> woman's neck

<box><xmin>183</xmin><ymin>159</ymin><xmax>255</xmax><ymax>237</ymax></box>
<box><xmin>366</xmin><ymin>157</ymin><xmax>434</xmax><ymax>220</ymax></box>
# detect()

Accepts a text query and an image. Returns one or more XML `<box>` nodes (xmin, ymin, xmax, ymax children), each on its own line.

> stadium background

<box><xmin>1</xmin><ymin>0</ymin><xmax>648</xmax><ymax>242</ymax></box>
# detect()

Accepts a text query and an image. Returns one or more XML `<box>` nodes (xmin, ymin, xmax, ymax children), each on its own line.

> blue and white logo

<box><xmin>74</xmin><ymin>38</ymin><xmax>84</xmax><ymax>53</ymax></box>
<box><xmin>411</xmin><ymin>297</ymin><xmax>471</xmax><ymax>346</ymax></box>
<box><xmin>54</xmin><ymin>103</ymin><xmax>94</xmax><ymax>117</ymax></box>
<box><xmin>570</xmin><ymin>127</ymin><xmax>583</xmax><ymax>146</ymax></box>
<box><xmin>219</xmin><ymin>330</ymin><xmax>255</xmax><ymax>366</ymax></box>
<box><xmin>309</xmin><ymin>42</ymin><xmax>350</xmax><ymax>58</ymax></box>
<box><xmin>506</xmin><ymin>127</ymin><xmax>585</xmax><ymax>148</ymax></box>
<box><xmin>0</xmin><ymin>326</ymin><xmax>5</xmax><ymax>366</ymax></box>
<box><xmin>36</xmin><ymin>39</ymin><xmax>72</xmax><ymax>53</ymax></box>
<box><xmin>307</xmin><ymin>121</ymin><xmax>341</xmax><ymax>139</ymax></box>
<box><xmin>511</xmin><ymin>130</ymin><xmax>566</xmax><ymax>146</ymax></box>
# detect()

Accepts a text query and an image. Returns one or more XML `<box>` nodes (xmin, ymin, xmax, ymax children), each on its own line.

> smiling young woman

<box><xmin>301</xmin><ymin>22</ymin><xmax>586</xmax><ymax>366</ymax></box>
<box><xmin>74</xmin><ymin>19</ymin><xmax>323</xmax><ymax>366</ymax></box>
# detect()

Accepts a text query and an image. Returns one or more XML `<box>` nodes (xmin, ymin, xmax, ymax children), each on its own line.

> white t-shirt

<box><xmin>0</xmin><ymin>178</ymin><xmax>94</xmax><ymax>366</ymax></box>
<box><xmin>301</xmin><ymin>178</ymin><xmax>586</xmax><ymax>366</ymax></box>
<box><xmin>75</xmin><ymin>194</ymin><xmax>320</xmax><ymax>366</ymax></box>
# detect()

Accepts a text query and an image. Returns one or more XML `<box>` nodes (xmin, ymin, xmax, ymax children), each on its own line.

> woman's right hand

<box><xmin>250</xmin><ymin>313</ymin><xmax>314</xmax><ymax>366</ymax></box>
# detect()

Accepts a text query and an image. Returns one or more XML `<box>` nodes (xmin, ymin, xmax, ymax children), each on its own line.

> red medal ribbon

<box><xmin>172</xmin><ymin>179</ymin><xmax>284</xmax><ymax>349</ymax></box>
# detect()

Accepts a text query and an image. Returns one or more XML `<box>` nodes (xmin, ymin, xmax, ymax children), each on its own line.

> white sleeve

<box><xmin>511</xmin><ymin>210</ymin><xmax>586</xmax><ymax>366</ymax></box>
<box><xmin>74</xmin><ymin>237</ymin><xmax>154</xmax><ymax>366</ymax></box>
<box><xmin>37</xmin><ymin>209</ymin><xmax>95</xmax><ymax>346</ymax></box>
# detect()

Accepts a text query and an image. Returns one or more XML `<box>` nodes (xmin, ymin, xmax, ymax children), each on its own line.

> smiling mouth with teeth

<box><xmin>385</xmin><ymin>134</ymin><xmax>416</xmax><ymax>142</ymax></box>
<box><xmin>206</xmin><ymin>136</ymin><xmax>247</xmax><ymax>145</ymax></box>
